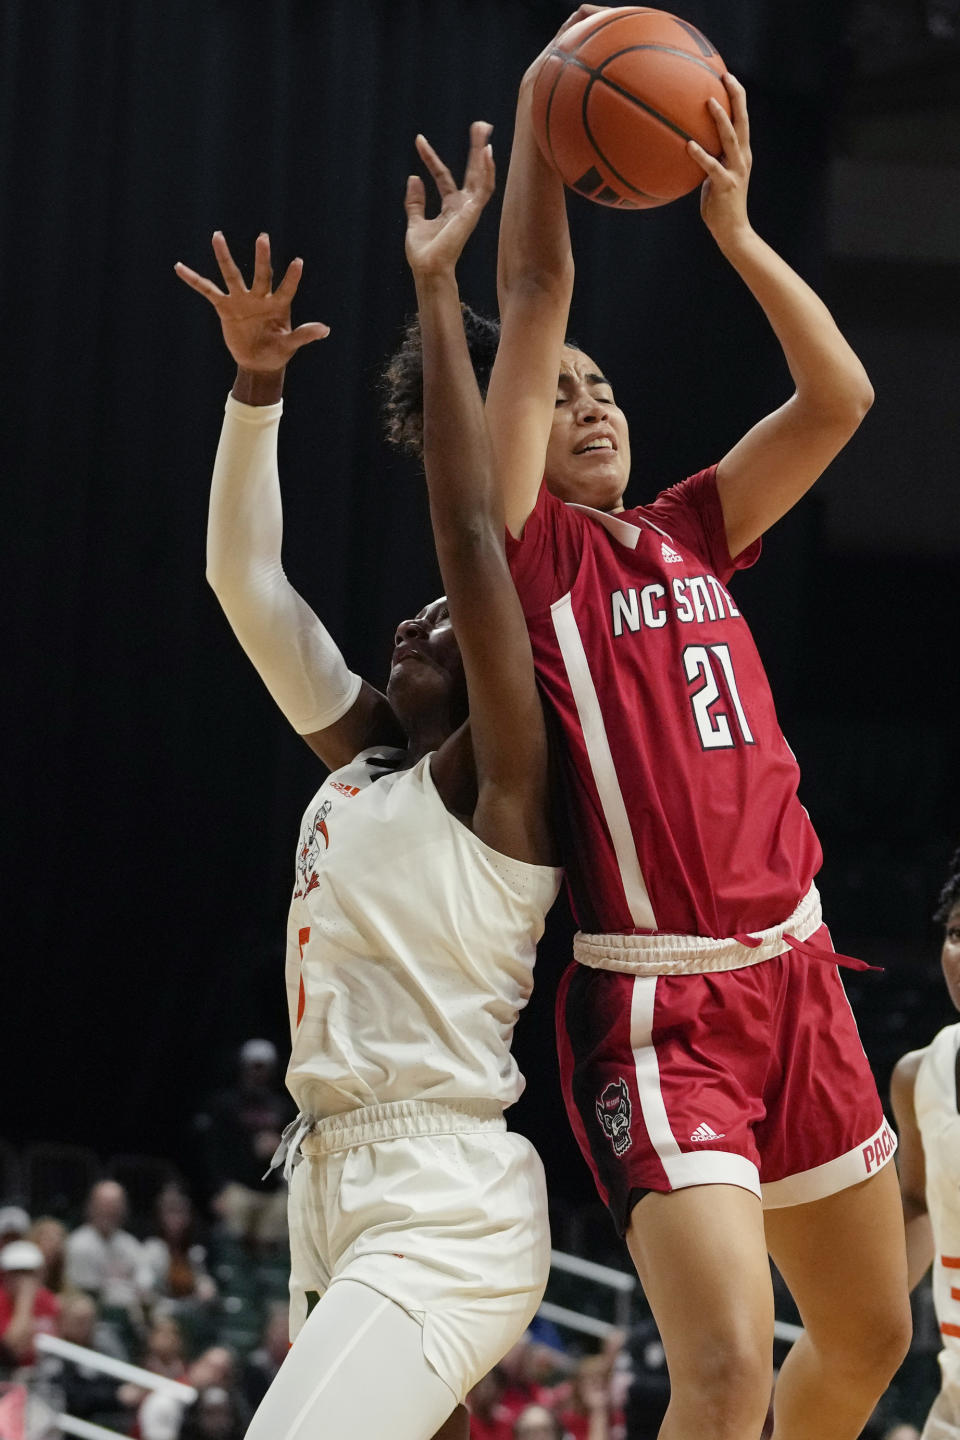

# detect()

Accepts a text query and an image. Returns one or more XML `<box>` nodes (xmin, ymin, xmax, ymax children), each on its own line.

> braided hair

<box><xmin>935</xmin><ymin>843</ymin><xmax>960</xmax><ymax>925</ymax></box>
<box><xmin>381</xmin><ymin>304</ymin><xmax>501</xmax><ymax>461</ymax></box>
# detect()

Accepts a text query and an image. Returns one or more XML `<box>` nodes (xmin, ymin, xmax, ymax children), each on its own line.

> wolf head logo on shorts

<box><xmin>596</xmin><ymin>1078</ymin><xmax>633</xmax><ymax>1156</ymax></box>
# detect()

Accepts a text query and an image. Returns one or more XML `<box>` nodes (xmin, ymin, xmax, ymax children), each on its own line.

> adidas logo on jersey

<box><xmin>660</xmin><ymin>540</ymin><xmax>683</xmax><ymax>564</ymax></box>
<box><xmin>690</xmin><ymin>1122</ymin><xmax>725</xmax><ymax>1143</ymax></box>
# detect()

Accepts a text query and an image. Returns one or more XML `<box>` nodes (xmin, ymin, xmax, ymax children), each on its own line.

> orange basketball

<box><xmin>531</xmin><ymin>6</ymin><xmax>730</xmax><ymax>209</ymax></box>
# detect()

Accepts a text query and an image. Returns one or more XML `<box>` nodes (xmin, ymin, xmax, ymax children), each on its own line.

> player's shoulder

<box><xmin>892</xmin><ymin>1046</ymin><xmax>931</xmax><ymax>1104</ymax></box>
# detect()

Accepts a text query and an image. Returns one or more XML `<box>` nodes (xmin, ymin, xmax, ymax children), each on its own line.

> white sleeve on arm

<box><xmin>206</xmin><ymin>394</ymin><xmax>362</xmax><ymax>734</ymax></box>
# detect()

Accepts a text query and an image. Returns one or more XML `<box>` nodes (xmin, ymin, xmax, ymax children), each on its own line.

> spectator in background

<box><xmin>0</xmin><ymin>1240</ymin><xmax>59</xmax><ymax>1372</ymax></box>
<box><xmin>143</xmin><ymin>1185</ymin><xmax>217</xmax><ymax>1309</ymax></box>
<box><xmin>499</xmin><ymin>1333</ymin><xmax>569</xmax><ymax>1422</ymax></box>
<box><xmin>138</xmin><ymin>1345</ymin><xmax>245</xmax><ymax>1440</ymax></box>
<box><xmin>181</xmin><ymin>1385</ymin><xmax>248</xmax><ymax>1440</ymax></box>
<box><xmin>513</xmin><ymin>1405</ymin><xmax>565</xmax><ymax>1440</ymax></box>
<box><xmin>41</xmin><ymin>1294</ymin><xmax>130</xmax><ymax>1429</ymax></box>
<box><xmin>28</xmin><ymin>1218</ymin><xmax>68</xmax><ymax>1295</ymax></box>
<box><xmin>66</xmin><ymin>1180</ymin><xmax>154</xmax><ymax>1338</ymax></box>
<box><xmin>143</xmin><ymin>1315</ymin><xmax>188</xmax><ymax>1377</ymax></box>
<box><xmin>117</xmin><ymin>1316</ymin><xmax>189</xmax><ymax>1421</ymax></box>
<box><xmin>623</xmin><ymin>1312</ymin><xmax>670</xmax><ymax>1440</ymax></box>
<box><xmin>467</xmin><ymin>1366</ymin><xmax>514</xmax><ymax>1440</ymax></box>
<box><xmin>57</xmin><ymin>1289</ymin><xmax>126</xmax><ymax>1358</ymax></box>
<box><xmin>241</xmin><ymin>1304</ymin><xmax>289</xmax><ymax>1411</ymax></box>
<box><xmin>554</xmin><ymin>1353</ymin><xmax>624</xmax><ymax>1440</ymax></box>
<box><xmin>194</xmin><ymin>1040</ymin><xmax>292</xmax><ymax>1252</ymax></box>
<box><xmin>0</xmin><ymin>1209</ymin><xmax>30</xmax><ymax>1254</ymax></box>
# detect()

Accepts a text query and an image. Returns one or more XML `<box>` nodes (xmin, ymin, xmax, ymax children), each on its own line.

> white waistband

<box><xmin>299</xmin><ymin>1099</ymin><xmax>506</xmax><ymax>1156</ymax></box>
<box><xmin>573</xmin><ymin>884</ymin><xmax>823</xmax><ymax>976</ymax></box>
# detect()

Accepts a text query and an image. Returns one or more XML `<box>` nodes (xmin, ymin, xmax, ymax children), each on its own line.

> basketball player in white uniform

<box><xmin>892</xmin><ymin>851</ymin><xmax>960</xmax><ymax>1439</ymax></box>
<box><xmin>174</xmin><ymin>124</ymin><xmax>560</xmax><ymax>1440</ymax></box>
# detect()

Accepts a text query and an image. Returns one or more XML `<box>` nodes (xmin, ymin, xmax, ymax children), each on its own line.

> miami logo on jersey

<box><xmin>293</xmin><ymin>800</ymin><xmax>332</xmax><ymax>898</ymax></box>
<box><xmin>596</xmin><ymin>1077</ymin><xmax>633</xmax><ymax>1156</ymax></box>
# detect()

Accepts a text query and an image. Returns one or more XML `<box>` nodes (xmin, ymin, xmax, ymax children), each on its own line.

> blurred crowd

<box><xmin>0</xmin><ymin>1040</ymin><xmax>294</xmax><ymax>1440</ymax></box>
<box><xmin>0</xmin><ymin>1039</ymin><xmax>940</xmax><ymax>1440</ymax></box>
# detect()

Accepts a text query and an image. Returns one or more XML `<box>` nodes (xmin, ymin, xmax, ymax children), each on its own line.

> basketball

<box><xmin>531</xmin><ymin>7</ymin><xmax>731</xmax><ymax>209</ymax></box>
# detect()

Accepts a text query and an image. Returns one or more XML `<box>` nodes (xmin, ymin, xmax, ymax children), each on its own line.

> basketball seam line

<box><xmin>560</xmin><ymin>51</ymin><xmax>697</xmax><ymax>146</ymax></box>
<box><xmin>596</xmin><ymin>42</ymin><xmax>723</xmax><ymax>82</ymax></box>
<box><xmin>671</xmin><ymin>18</ymin><xmax>717</xmax><ymax>58</ymax></box>
<box><xmin>555</xmin><ymin>41</ymin><xmax>722</xmax><ymax>105</ymax></box>
<box><xmin>579</xmin><ymin>92</ymin><xmax>657</xmax><ymax>203</ymax></box>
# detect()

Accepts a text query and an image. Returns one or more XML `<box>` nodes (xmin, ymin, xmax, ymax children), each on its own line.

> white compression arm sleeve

<box><xmin>206</xmin><ymin>394</ymin><xmax>362</xmax><ymax>735</ymax></box>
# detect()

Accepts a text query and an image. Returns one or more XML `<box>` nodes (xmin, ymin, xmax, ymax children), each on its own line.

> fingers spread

<box><xmin>291</xmin><ymin>321</ymin><xmax>331</xmax><ymax>349</ymax></box>
<box><xmin>211</xmin><ymin>231</ymin><xmax>247</xmax><ymax>292</ymax></box>
<box><xmin>404</xmin><ymin>172</ymin><xmax>427</xmax><ymax>223</ymax></box>
<box><xmin>723</xmin><ymin>72</ymin><xmax>750</xmax><ymax>149</ymax></box>
<box><xmin>686</xmin><ymin>139</ymin><xmax>724</xmax><ymax>179</ymax></box>
<box><xmin>557</xmin><ymin>4</ymin><xmax>605</xmax><ymax>39</ymax></box>
<box><xmin>173</xmin><ymin>262</ymin><xmax>227</xmax><ymax>302</ymax></box>
<box><xmin>275</xmin><ymin>255</ymin><xmax>304</xmax><ymax>303</ymax></box>
<box><xmin>464</xmin><ymin>120</ymin><xmax>495</xmax><ymax>200</ymax></box>
<box><xmin>251</xmin><ymin>232</ymin><xmax>273</xmax><ymax>297</ymax></box>
<box><xmin>415</xmin><ymin>133</ymin><xmax>457</xmax><ymax>197</ymax></box>
<box><xmin>708</xmin><ymin>95</ymin><xmax>739</xmax><ymax>158</ymax></box>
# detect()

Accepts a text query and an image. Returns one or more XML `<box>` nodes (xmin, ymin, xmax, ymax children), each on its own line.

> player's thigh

<box><xmin>764</xmin><ymin>1163</ymin><xmax>910</xmax><ymax>1365</ymax></box>
<box><xmin>626</xmin><ymin>1183</ymin><xmax>774</xmax><ymax>1389</ymax></box>
<box><xmin>246</xmin><ymin>1277</ymin><xmax>458</xmax><ymax>1440</ymax></box>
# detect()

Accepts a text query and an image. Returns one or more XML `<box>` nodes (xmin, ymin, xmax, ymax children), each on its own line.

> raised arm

<box><xmin>175</xmin><ymin>234</ymin><xmax>403</xmax><ymax>770</ymax></box>
<box><xmin>890</xmin><ymin>1049</ymin><xmax>934</xmax><ymax>1291</ymax></box>
<box><xmin>405</xmin><ymin>124</ymin><xmax>554</xmax><ymax>866</ymax></box>
<box><xmin>689</xmin><ymin>77</ymin><xmax>875</xmax><ymax>557</ymax></box>
<box><xmin>484</xmin><ymin>12</ymin><xmax>601</xmax><ymax>536</ymax></box>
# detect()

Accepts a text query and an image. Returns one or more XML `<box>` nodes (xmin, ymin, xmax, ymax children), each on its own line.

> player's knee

<box><xmin>823</xmin><ymin>1294</ymin><xmax>912</xmax><ymax>1389</ymax></box>
<box><xmin>860</xmin><ymin>1300</ymin><xmax>913</xmax><ymax>1385</ymax></box>
<box><xmin>676</xmin><ymin>1338</ymin><xmax>772</xmax><ymax>1436</ymax></box>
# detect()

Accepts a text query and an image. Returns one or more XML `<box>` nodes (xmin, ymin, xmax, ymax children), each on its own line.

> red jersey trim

<box><xmin>551</xmin><ymin>592</ymin><xmax>656</xmax><ymax>930</ymax></box>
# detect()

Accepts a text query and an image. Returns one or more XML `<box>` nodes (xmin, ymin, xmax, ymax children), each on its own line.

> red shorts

<box><xmin>556</xmin><ymin>923</ymin><xmax>895</xmax><ymax>1234</ymax></box>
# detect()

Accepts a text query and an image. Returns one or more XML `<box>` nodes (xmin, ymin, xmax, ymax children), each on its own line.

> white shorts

<box><xmin>286</xmin><ymin>1098</ymin><xmax>551</xmax><ymax>1401</ymax></box>
<box><xmin>923</xmin><ymin>1352</ymin><xmax>960</xmax><ymax>1440</ymax></box>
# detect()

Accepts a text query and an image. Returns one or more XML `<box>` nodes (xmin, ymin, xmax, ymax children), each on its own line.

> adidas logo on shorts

<box><xmin>660</xmin><ymin>540</ymin><xmax>683</xmax><ymax>564</ymax></box>
<box><xmin>690</xmin><ymin>1122</ymin><xmax>725</xmax><ymax>1143</ymax></box>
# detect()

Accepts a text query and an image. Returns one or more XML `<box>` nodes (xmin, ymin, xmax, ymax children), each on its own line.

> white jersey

<box><xmin>284</xmin><ymin>747</ymin><xmax>561</xmax><ymax>1120</ymax></box>
<box><xmin>916</xmin><ymin>1023</ymin><xmax>960</xmax><ymax>1373</ymax></box>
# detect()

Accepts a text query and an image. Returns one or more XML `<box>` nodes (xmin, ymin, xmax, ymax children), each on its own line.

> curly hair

<box><xmin>381</xmin><ymin>304</ymin><xmax>501</xmax><ymax>461</ymax></box>
<box><xmin>935</xmin><ymin>843</ymin><xmax>960</xmax><ymax>925</ymax></box>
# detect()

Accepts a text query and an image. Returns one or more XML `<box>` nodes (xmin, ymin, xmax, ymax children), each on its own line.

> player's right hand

<box><xmin>524</xmin><ymin>4</ymin><xmax>609</xmax><ymax>85</ymax></box>
<box><xmin>405</xmin><ymin>122</ymin><xmax>495</xmax><ymax>280</ymax></box>
<box><xmin>175</xmin><ymin>232</ymin><xmax>330</xmax><ymax>374</ymax></box>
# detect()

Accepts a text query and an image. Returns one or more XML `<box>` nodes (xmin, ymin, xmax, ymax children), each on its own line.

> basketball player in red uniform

<box><xmin>424</xmin><ymin>7</ymin><xmax>911</xmax><ymax>1439</ymax></box>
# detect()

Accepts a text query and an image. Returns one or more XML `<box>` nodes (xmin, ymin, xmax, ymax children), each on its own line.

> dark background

<box><xmin>3</xmin><ymin>0</ymin><xmax>959</xmax><ymax>1222</ymax></box>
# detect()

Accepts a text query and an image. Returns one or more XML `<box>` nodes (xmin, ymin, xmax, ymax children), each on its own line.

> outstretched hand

<box><xmin>524</xmin><ymin>5</ymin><xmax>608</xmax><ymax>86</ymax></box>
<box><xmin>174</xmin><ymin>233</ymin><xmax>330</xmax><ymax>373</ymax></box>
<box><xmin>687</xmin><ymin>74</ymin><xmax>753</xmax><ymax>250</ymax></box>
<box><xmin>404</xmin><ymin>121</ymin><xmax>496</xmax><ymax>280</ymax></box>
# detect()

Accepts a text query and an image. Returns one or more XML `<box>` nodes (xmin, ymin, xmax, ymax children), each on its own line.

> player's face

<box><xmin>386</xmin><ymin>597</ymin><xmax>467</xmax><ymax>731</ymax></box>
<box><xmin>544</xmin><ymin>346</ymin><xmax>631</xmax><ymax>512</ymax></box>
<box><xmin>942</xmin><ymin>902</ymin><xmax>960</xmax><ymax>1012</ymax></box>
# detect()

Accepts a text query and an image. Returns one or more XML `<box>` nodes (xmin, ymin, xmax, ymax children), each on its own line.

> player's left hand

<box><xmin>687</xmin><ymin>73</ymin><xmax>752</xmax><ymax>250</ymax></box>
<box><xmin>404</xmin><ymin>121</ymin><xmax>495</xmax><ymax>279</ymax></box>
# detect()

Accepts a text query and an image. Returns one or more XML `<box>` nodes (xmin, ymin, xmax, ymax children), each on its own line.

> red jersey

<box><xmin>505</xmin><ymin>467</ymin><xmax>821</xmax><ymax>936</ymax></box>
<box><xmin>0</xmin><ymin>1284</ymin><xmax>59</xmax><ymax>1364</ymax></box>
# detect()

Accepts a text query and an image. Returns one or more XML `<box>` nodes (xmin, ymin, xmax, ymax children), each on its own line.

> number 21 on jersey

<box><xmin>683</xmin><ymin>643</ymin><xmax>754</xmax><ymax>750</ymax></box>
